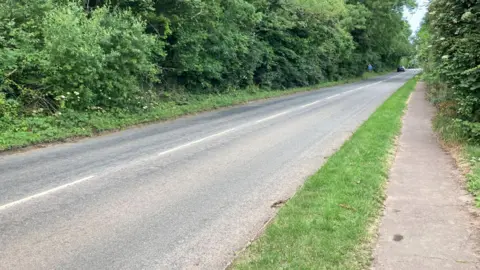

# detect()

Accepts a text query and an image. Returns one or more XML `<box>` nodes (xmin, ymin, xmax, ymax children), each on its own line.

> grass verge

<box><xmin>465</xmin><ymin>145</ymin><xmax>480</xmax><ymax>206</ymax></box>
<box><xmin>432</xmin><ymin>114</ymin><xmax>480</xmax><ymax>206</ymax></box>
<box><xmin>0</xmin><ymin>71</ymin><xmax>390</xmax><ymax>152</ymax></box>
<box><xmin>232</xmin><ymin>77</ymin><xmax>418</xmax><ymax>269</ymax></box>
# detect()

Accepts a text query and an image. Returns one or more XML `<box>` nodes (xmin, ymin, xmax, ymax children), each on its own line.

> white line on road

<box><xmin>0</xmin><ymin>175</ymin><xmax>95</xmax><ymax>211</ymax></box>
<box><xmin>300</xmin><ymin>100</ymin><xmax>323</xmax><ymax>108</ymax></box>
<box><xmin>0</xmin><ymin>73</ymin><xmax>407</xmax><ymax>211</ymax></box>
<box><xmin>326</xmin><ymin>93</ymin><xmax>341</xmax><ymax>100</ymax></box>
<box><xmin>255</xmin><ymin>110</ymin><xmax>293</xmax><ymax>123</ymax></box>
<box><xmin>157</xmin><ymin>128</ymin><xmax>237</xmax><ymax>157</ymax></box>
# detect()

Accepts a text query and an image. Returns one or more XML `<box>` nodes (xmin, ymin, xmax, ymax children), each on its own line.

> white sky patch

<box><xmin>404</xmin><ymin>0</ymin><xmax>429</xmax><ymax>34</ymax></box>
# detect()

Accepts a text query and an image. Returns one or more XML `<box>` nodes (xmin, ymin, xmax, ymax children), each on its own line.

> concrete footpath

<box><xmin>373</xmin><ymin>83</ymin><xmax>480</xmax><ymax>269</ymax></box>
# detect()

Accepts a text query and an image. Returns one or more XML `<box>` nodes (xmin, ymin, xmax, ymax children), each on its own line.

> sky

<box><xmin>405</xmin><ymin>0</ymin><xmax>429</xmax><ymax>34</ymax></box>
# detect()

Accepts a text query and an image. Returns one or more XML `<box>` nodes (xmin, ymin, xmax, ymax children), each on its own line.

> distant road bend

<box><xmin>0</xmin><ymin>70</ymin><xmax>417</xmax><ymax>269</ymax></box>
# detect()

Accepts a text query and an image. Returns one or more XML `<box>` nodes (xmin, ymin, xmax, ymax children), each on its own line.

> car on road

<box><xmin>397</xmin><ymin>66</ymin><xmax>406</xmax><ymax>72</ymax></box>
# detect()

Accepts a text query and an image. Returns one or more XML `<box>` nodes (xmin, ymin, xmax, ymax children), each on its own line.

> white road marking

<box><xmin>157</xmin><ymin>128</ymin><xmax>237</xmax><ymax>157</ymax></box>
<box><xmin>0</xmin><ymin>175</ymin><xmax>95</xmax><ymax>211</ymax></box>
<box><xmin>300</xmin><ymin>100</ymin><xmax>322</xmax><ymax>108</ymax></box>
<box><xmin>326</xmin><ymin>93</ymin><xmax>341</xmax><ymax>100</ymax></box>
<box><xmin>255</xmin><ymin>110</ymin><xmax>293</xmax><ymax>123</ymax></box>
<box><xmin>0</xmin><ymin>73</ymin><xmax>407</xmax><ymax>211</ymax></box>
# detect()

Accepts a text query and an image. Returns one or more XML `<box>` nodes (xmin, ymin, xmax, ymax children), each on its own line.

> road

<box><xmin>0</xmin><ymin>70</ymin><xmax>417</xmax><ymax>270</ymax></box>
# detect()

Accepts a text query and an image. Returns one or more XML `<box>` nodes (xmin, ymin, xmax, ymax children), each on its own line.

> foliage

<box><xmin>418</xmin><ymin>0</ymin><xmax>480</xmax><ymax>142</ymax></box>
<box><xmin>161</xmin><ymin>0</ymin><xmax>262</xmax><ymax>91</ymax></box>
<box><xmin>346</xmin><ymin>0</ymin><xmax>416</xmax><ymax>73</ymax></box>
<box><xmin>250</xmin><ymin>0</ymin><xmax>355</xmax><ymax>88</ymax></box>
<box><xmin>0</xmin><ymin>93</ymin><xmax>20</xmax><ymax>118</ymax></box>
<box><xmin>0</xmin><ymin>0</ymin><xmax>162</xmax><ymax>112</ymax></box>
<box><xmin>42</xmin><ymin>4</ymin><xmax>162</xmax><ymax>110</ymax></box>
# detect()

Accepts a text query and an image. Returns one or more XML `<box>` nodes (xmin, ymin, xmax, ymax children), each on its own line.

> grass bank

<box><xmin>432</xmin><ymin>114</ymin><xmax>480</xmax><ymax>206</ymax></box>
<box><xmin>232</xmin><ymin>77</ymin><xmax>418</xmax><ymax>269</ymax></box>
<box><xmin>465</xmin><ymin>145</ymin><xmax>480</xmax><ymax>206</ymax></box>
<box><xmin>0</xmin><ymin>71</ymin><xmax>390</xmax><ymax>152</ymax></box>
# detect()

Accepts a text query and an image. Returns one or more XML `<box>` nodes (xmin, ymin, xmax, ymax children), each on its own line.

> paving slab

<box><xmin>373</xmin><ymin>82</ymin><xmax>480</xmax><ymax>270</ymax></box>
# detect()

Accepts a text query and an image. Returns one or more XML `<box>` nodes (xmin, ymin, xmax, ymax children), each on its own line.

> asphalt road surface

<box><xmin>0</xmin><ymin>70</ymin><xmax>417</xmax><ymax>270</ymax></box>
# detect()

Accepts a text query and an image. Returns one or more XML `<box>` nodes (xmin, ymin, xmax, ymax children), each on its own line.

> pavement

<box><xmin>373</xmin><ymin>82</ymin><xmax>480</xmax><ymax>269</ymax></box>
<box><xmin>0</xmin><ymin>71</ymin><xmax>417</xmax><ymax>270</ymax></box>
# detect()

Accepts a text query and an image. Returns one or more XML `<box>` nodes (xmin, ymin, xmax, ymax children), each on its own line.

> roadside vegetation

<box><xmin>232</xmin><ymin>77</ymin><xmax>418</xmax><ymax>269</ymax></box>
<box><xmin>1</xmin><ymin>0</ymin><xmax>414</xmax><ymax>150</ymax></box>
<box><xmin>416</xmin><ymin>0</ymin><xmax>480</xmax><ymax>205</ymax></box>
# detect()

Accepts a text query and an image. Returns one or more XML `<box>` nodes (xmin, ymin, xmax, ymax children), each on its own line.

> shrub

<box><xmin>0</xmin><ymin>1</ymin><xmax>163</xmax><ymax>112</ymax></box>
<box><xmin>0</xmin><ymin>93</ymin><xmax>20</xmax><ymax>118</ymax></box>
<box><xmin>421</xmin><ymin>0</ymin><xmax>480</xmax><ymax>140</ymax></box>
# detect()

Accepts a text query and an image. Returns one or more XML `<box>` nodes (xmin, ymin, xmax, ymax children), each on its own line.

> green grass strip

<box><xmin>232</xmin><ymin>77</ymin><xmax>418</xmax><ymax>270</ymax></box>
<box><xmin>465</xmin><ymin>145</ymin><xmax>480</xmax><ymax>206</ymax></box>
<box><xmin>0</xmin><ymin>71</ymin><xmax>390</xmax><ymax>151</ymax></box>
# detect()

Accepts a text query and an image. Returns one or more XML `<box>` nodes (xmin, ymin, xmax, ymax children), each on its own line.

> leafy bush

<box><xmin>0</xmin><ymin>0</ymin><xmax>162</xmax><ymax>112</ymax></box>
<box><xmin>252</xmin><ymin>0</ymin><xmax>355</xmax><ymax>89</ymax></box>
<box><xmin>43</xmin><ymin>4</ymin><xmax>162</xmax><ymax>110</ymax></box>
<box><xmin>160</xmin><ymin>0</ymin><xmax>262</xmax><ymax>92</ymax></box>
<box><xmin>419</xmin><ymin>0</ymin><xmax>480</xmax><ymax>142</ymax></box>
<box><xmin>0</xmin><ymin>93</ymin><xmax>20</xmax><ymax>118</ymax></box>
